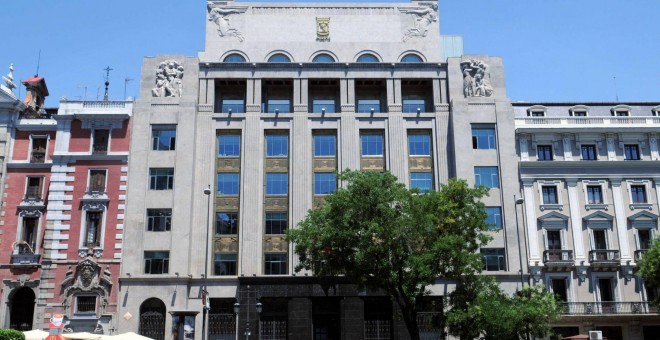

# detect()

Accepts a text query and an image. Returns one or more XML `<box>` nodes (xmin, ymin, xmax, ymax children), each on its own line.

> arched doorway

<box><xmin>10</xmin><ymin>287</ymin><xmax>35</xmax><ymax>331</ymax></box>
<box><xmin>139</xmin><ymin>298</ymin><xmax>166</xmax><ymax>340</ymax></box>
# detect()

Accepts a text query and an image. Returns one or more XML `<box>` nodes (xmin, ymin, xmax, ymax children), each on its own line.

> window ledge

<box><xmin>540</xmin><ymin>204</ymin><xmax>563</xmax><ymax>211</ymax></box>
<box><xmin>629</xmin><ymin>203</ymin><xmax>652</xmax><ymax>211</ymax></box>
<box><xmin>585</xmin><ymin>204</ymin><xmax>608</xmax><ymax>211</ymax></box>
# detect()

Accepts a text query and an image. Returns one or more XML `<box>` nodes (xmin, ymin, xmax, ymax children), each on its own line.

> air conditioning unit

<box><xmin>589</xmin><ymin>330</ymin><xmax>603</xmax><ymax>340</ymax></box>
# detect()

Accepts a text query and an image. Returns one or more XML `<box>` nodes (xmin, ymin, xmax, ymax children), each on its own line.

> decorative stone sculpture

<box><xmin>2</xmin><ymin>64</ymin><xmax>16</xmax><ymax>91</ymax></box>
<box><xmin>461</xmin><ymin>59</ymin><xmax>493</xmax><ymax>98</ymax></box>
<box><xmin>207</xmin><ymin>2</ymin><xmax>245</xmax><ymax>42</ymax></box>
<box><xmin>316</xmin><ymin>17</ymin><xmax>330</xmax><ymax>41</ymax></box>
<box><xmin>152</xmin><ymin>61</ymin><xmax>184</xmax><ymax>97</ymax></box>
<box><xmin>400</xmin><ymin>3</ymin><xmax>438</xmax><ymax>42</ymax></box>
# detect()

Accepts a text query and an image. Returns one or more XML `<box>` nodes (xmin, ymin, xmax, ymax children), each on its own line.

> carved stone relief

<box><xmin>400</xmin><ymin>3</ymin><xmax>438</xmax><ymax>42</ymax></box>
<box><xmin>60</xmin><ymin>258</ymin><xmax>113</xmax><ymax>313</ymax></box>
<box><xmin>217</xmin><ymin>158</ymin><xmax>241</xmax><ymax>172</ymax></box>
<box><xmin>214</xmin><ymin>237</ymin><xmax>239</xmax><ymax>253</ymax></box>
<box><xmin>361</xmin><ymin>157</ymin><xmax>384</xmax><ymax>170</ymax></box>
<box><xmin>152</xmin><ymin>61</ymin><xmax>184</xmax><ymax>98</ymax></box>
<box><xmin>265</xmin><ymin>197</ymin><xmax>288</xmax><ymax>210</ymax></box>
<box><xmin>408</xmin><ymin>157</ymin><xmax>432</xmax><ymax>171</ymax></box>
<box><xmin>207</xmin><ymin>2</ymin><xmax>245</xmax><ymax>42</ymax></box>
<box><xmin>264</xmin><ymin>236</ymin><xmax>288</xmax><ymax>252</ymax></box>
<box><xmin>313</xmin><ymin>158</ymin><xmax>336</xmax><ymax>172</ymax></box>
<box><xmin>316</xmin><ymin>17</ymin><xmax>330</xmax><ymax>41</ymax></box>
<box><xmin>461</xmin><ymin>59</ymin><xmax>493</xmax><ymax>98</ymax></box>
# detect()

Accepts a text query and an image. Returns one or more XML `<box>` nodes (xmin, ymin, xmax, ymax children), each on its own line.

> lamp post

<box><xmin>233</xmin><ymin>286</ymin><xmax>262</xmax><ymax>340</ymax></box>
<box><xmin>202</xmin><ymin>185</ymin><xmax>212</xmax><ymax>340</ymax></box>
<box><xmin>514</xmin><ymin>195</ymin><xmax>526</xmax><ymax>287</ymax></box>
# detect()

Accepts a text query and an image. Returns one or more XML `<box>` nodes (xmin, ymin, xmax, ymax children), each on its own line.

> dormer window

<box><xmin>526</xmin><ymin>105</ymin><xmax>547</xmax><ymax>117</ymax></box>
<box><xmin>610</xmin><ymin>105</ymin><xmax>631</xmax><ymax>116</ymax></box>
<box><xmin>569</xmin><ymin>105</ymin><xmax>589</xmax><ymax>117</ymax></box>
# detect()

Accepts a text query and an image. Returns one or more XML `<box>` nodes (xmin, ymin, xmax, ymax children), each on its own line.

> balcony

<box><xmin>635</xmin><ymin>249</ymin><xmax>648</xmax><ymax>262</ymax></box>
<box><xmin>543</xmin><ymin>250</ymin><xmax>574</xmax><ymax>269</ymax></box>
<box><xmin>10</xmin><ymin>242</ymin><xmax>40</xmax><ymax>266</ymax></box>
<box><xmin>589</xmin><ymin>250</ymin><xmax>620</xmax><ymax>263</ymax></box>
<box><xmin>92</xmin><ymin>144</ymin><xmax>108</xmax><ymax>155</ymax></box>
<box><xmin>560</xmin><ymin>302</ymin><xmax>658</xmax><ymax>315</ymax></box>
<box><xmin>30</xmin><ymin>151</ymin><xmax>46</xmax><ymax>163</ymax></box>
<box><xmin>515</xmin><ymin>116</ymin><xmax>660</xmax><ymax>133</ymax></box>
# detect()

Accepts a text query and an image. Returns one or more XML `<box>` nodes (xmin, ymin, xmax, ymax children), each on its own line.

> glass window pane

<box><xmin>408</xmin><ymin>134</ymin><xmax>431</xmax><ymax>156</ymax></box>
<box><xmin>471</xmin><ymin>128</ymin><xmax>496</xmax><ymax>149</ymax></box>
<box><xmin>214</xmin><ymin>254</ymin><xmax>237</xmax><ymax>276</ymax></box>
<box><xmin>266</xmin><ymin>99</ymin><xmax>291</xmax><ymax>113</ymax></box>
<box><xmin>357</xmin><ymin>54</ymin><xmax>379</xmax><ymax>63</ymax></box>
<box><xmin>402</xmin><ymin>99</ymin><xmax>425</xmax><ymax>113</ymax></box>
<box><xmin>217</xmin><ymin>173</ymin><xmax>240</xmax><ymax>195</ymax></box>
<box><xmin>313</xmin><ymin>135</ymin><xmax>336</xmax><ymax>157</ymax></box>
<box><xmin>361</xmin><ymin>134</ymin><xmax>384</xmax><ymax>156</ymax></box>
<box><xmin>221</xmin><ymin>99</ymin><xmax>245</xmax><ymax>113</ymax></box>
<box><xmin>152</xmin><ymin>127</ymin><xmax>176</xmax><ymax>151</ymax></box>
<box><xmin>485</xmin><ymin>207</ymin><xmax>502</xmax><ymax>230</ymax></box>
<box><xmin>312</xmin><ymin>54</ymin><xmax>335</xmax><ymax>63</ymax></box>
<box><xmin>266</xmin><ymin>173</ymin><xmax>288</xmax><ymax>195</ymax></box>
<box><xmin>314</xmin><ymin>173</ymin><xmax>337</xmax><ymax>195</ymax></box>
<box><xmin>401</xmin><ymin>54</ymin><xmax>423</xmax><ymax>63</ymax></box>
<box><xmin>266</xmin><ymin>135</ymin><xmax>289</xmax><ymax>157</ymax></box>
<box><xmin>223</xmin><ymin>54</ymin><xmax>246</xmax><ymax>62</ymax></box>
<box><xmin>268</xmin><ymin>54</ymin><xmax>291</xmax><ymax>62</ymax></box>
<box><xmin>264</xmin><ymin>253</ymin><xmax>288</xmax><ymax>275</ymax></box>
<box><xmin>216</xmin><ymin>212</ymin><xmax>238</xmax><ymax>234</ymax></box>
<box><xmin>218</xmin><ymin>135</ymin><xmax>241</xmax><ymax>157</ymax></box>
<box><xmin>410</xmin><ymin>172</ymin><xmax>433</xmax><ymax>191</ymax></box>
<box><xmin>265</xmin><ymin>212</ymin><xmax>288</xmax><ymax>235</ymax></box>
<box><xmin>312</xmin><ymin>99</ymin><xmax>335</xmax><ymax>113</ymax></box>
<box><xmin>357</xmin><ymin>99</ymin><xmax>381</xmax><ymax>113</ymax></box>
<box><xmin>474</xmin><ymin>167</ymin><xmax>499</xmax><ymax>188</ymax></box>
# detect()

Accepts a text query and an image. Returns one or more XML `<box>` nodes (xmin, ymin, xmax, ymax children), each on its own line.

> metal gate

<box><xmin>139</xmin><ymin>311</ymin><xmax>165</xmax><ymax>340</ymax></box>
<box><xmin>208</xmin><ymin>314</ymin><xmax>236</xmax><ymax>340</ymax></box>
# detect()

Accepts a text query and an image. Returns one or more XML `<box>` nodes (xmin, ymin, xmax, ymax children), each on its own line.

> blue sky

<box><xmin>1</xmin><ymin>0</ymin><xmax>658</xmax><ymax>106</ymax></box>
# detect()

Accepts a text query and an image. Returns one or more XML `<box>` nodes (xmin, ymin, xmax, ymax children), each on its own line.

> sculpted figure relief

<box><xmin>461</xmin><ymin>59</ymin><xmax>493</xmax><ymax>98</ymax></box>
<box><xmin>152</xmin><ymin>61</ymin><xmax>184</xmax><ymax>98</ymax></box>
<box><xmin>208</xmin><ymin>2</ymin><xmax>245</xmax><ymax>42</ymax></box>
<box><xmin>401</xmin><ymin>3</ymin><xmax>438</xmax><ymax>42</ymax></box>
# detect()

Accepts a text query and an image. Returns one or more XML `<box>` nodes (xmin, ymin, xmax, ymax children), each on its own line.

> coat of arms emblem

<box><xmin>316</xmin><ymin>17</ymin><xmax>330</xmax><ymax>41</ymax></box>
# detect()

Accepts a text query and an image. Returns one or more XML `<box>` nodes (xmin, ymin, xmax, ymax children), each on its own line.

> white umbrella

<box><xmin>24</xmin><ymin>329</ymin><xmax>49</xmax><ymax>340</ymax></box>
<box><xmin>102</xmin><ymin>332</ymin><xmax>154</xmax><ymax>340</ymax></box>
<box><xmin>62</xmin><ymin>332</ymin><xmax>102</xmax><ymax>340</ymax></box>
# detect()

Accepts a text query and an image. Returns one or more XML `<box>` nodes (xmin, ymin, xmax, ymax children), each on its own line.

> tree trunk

<box><xmin>394</xmin><ymin>296</ymin><xmax>421</xmax><ymax>340</ymax></box>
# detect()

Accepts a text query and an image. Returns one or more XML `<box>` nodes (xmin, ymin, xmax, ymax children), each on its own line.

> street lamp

<box><xmin>233</xmin><ymin>286</ymin><xmax>262</xmax><ymax>340</ymax></box>
<box><xmin>202</xmin><ymin>185</ymin><xmax>212</xmax><ymax>340</ymax></box>
<box><xmin>514</xmin><ymin>195</ymin><xmax>526</xmax><ymax>287</ymax></box>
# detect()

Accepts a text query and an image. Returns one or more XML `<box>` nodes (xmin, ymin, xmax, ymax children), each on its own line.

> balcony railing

<box><xmin>364</xmin><ymin>320</ymin><xmax>391</xmax><ymax>340</ymax></box>
<box><xmin>560</xmin><ymin>302</ymin><xmax>658</xmax><ymax>315</ymax></box>
<box><xmin>516</xmin><ymin>116</ymin><xmax>660</xmax><ymax>128</ymax></box>
<box><xmin>30</xmin><ymin>151</ymin><xmax>46</xmax><ymax>163</ymax></box>
<box><xmin>589</xmin><ymin>250</ymin><xmax>620</xmax><ymax>263</ymax></box>
<box><xmin>87</xmin><ymin>185</ymin><xmax>107</xmax><ymax>194</ymax></box>
<box><xmin>208</xmin><ymin>314</ymin><xmax>235</xmax><ymax>339</ymax></box>
<box><xmin>543</xmin><ymin>249</ymin><xmax>574</xmax><ymax>263</ymax></box>
<box><xmin>635</xmin><ymin>249</ymin><xmax>648</xmax><ymax>262</ymax></box>
<box><xmin>93</xmin><ymin>144</ymin><xmax>108</xmax><ymax>155</ymax></box>
<box><xmin>11</xmin><ymin>242</ymin><xmax>40</xmax><ymax>265</ymax></box>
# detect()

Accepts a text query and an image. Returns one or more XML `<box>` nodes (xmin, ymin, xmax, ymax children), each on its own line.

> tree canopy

<box><xmin>637</xmin><ymin>237</ymin><xmax>660</xmax><ymax>304</ymax></box>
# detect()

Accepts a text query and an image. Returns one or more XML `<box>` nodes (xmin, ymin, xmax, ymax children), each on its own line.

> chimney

<box><xmin>21</xmin><ymin>75</ymin><xmax>49</xmax><ymax>115</ymax></box>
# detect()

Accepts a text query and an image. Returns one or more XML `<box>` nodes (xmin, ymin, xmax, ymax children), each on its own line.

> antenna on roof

<box><xmin>613</xmin><ymin>76</ymin><xmax>619</xmax><ymax>102</ymax></box>
<box><xmin>124</xmin><ymin>77</ymin><xmax>134</xmax><ymax>100</ymax></box>
<box><xmin>103</xmin><ymin>66</ymin><xmax>113</xmax><ymax>101</ymax></box>
<box><xmin>35</xmin><ymin>50</ymin><xmax>41</xmax><ymax>77</ymax></box>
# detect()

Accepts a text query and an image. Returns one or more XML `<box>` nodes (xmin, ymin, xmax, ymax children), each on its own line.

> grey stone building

<box><xmin>117</xmin><ymin>0</ymin><xmax>523</xmax><ymax>339</ymax></box>
<box><xmin>514</xmin><ymin>103</ymin><xmax>660</xmax><ymax>339</ymax></box>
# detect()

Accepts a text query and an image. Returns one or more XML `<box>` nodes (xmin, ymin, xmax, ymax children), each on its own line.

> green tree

<box><xmin>287</xmin><ymin>170</ymin><xmax>491</xmax><ymax>340</ymax></box>
<box><xmin>0</xmin><ymin>329</ymin><xmax>25</xmax><ymax>340</ymax></box>
<box><xmin>637</xmin><ymin>237</ymin><xmax>660</xmax><ymax>304</ymax></box>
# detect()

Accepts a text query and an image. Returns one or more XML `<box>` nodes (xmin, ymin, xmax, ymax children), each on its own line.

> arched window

<box><xmin>268</xmin><ymin>54</ymin><xmax>291</xmax><ymax>63</ymax></box>
<box><xmin>139</xmin><ymin>298</ymin><xmax>166</xmax><ymax>340</ymax></box>
<box><xmin>312</xmin><ymin>54</ymin><xmax>335</xmax><ymax>63</ymax></box>
<box><xmin>357</xmin><ymin>54</ymin><xmax>379</xmax><ymax>63</ymax></box>
<box><xmin>401</xmin><ymin>54</ymin><xmax>423</xmax><ymax>63</ymax></box>
<box><xmin>223</xmin><ymin>54</ymin><xmax>246</xmax><ymax>63</ymax></box>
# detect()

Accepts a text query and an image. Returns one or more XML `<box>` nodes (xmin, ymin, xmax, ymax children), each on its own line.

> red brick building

<box><xmin>0</xmin><ymin>76</ymin><xmax>133</xmax><ymax>333</ymax></box>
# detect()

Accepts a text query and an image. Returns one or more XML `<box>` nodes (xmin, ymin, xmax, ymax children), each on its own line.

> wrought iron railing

<box><xmin>260</xmin><ymin>320</ymin><xmax>286</xmax><ymax>340</ymax></box>
<box><xmin>139</xmin><ymin>311</ymin><xmax>165</xmax><ymax>340</ymax></box>
<box><xmin>543</xmin><ymin>250</ymin><xmax>574</xmax><ymax>263</ymax></box>
<box><xmin>30</xmin><ymin>151</ymin><xmax>46</xmax><ymax>163</ymax></box>
<box><xmin>208</xmin><ymin>314</ymin><xmax>236</xmax><ymax>339</ymax></box>
<box><xmin>588</xmin><ymin>250</ymin><xmax>620</xmax><ymax>263</ymax></box>
<box><xmin>560</xmin><ymin>302</ymin><xmax>658</xmax><ymax>315</ymax></box>
<box><xmin>364</xmin><ymin>320</ymin><xmax>391</xmax><ymax>340</ymax></box>
<box><xmin>93</xmin><ymin>144</ymin><xmax>108</xmax><ymax>154</ymax></box>
<box><xmin>87</xmin><ymin>185</ymin><xmax>107</xmax><ymax>193</ymax></box>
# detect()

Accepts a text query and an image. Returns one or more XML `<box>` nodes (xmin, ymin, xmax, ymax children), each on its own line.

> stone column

<box><xmin>610</xmin><ymin>178</ymin><xmax>631</xmax><ymax>262</ymax></box>
<box><xmin>566</xmin><ymin>180</ymin><xmax>586</xmax><ymax>260</ymax></box>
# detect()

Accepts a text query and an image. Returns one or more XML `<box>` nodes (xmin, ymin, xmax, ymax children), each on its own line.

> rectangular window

<box><xmin>151</xmin><ymin>126</ymin><xmax>176</xmax><ymax>151</ymax></box>
<box><xmin>410</xmin><ymin>172</ymin><xmax>433</xmax><ymax>191</ymax></box>
<box><xmin>551</xmin><ymin>279</ymin><xmax>569</xmax><ymax>302</ymax></box>
<box><xmin>30</xmin><ymin>137</ymin><xmax>47</xmax><ymax>163</ymax></box>
<box><xmin>361</xmin><ymin>133</ymin><xmax>384</xmax><ymax>156</ymax></box>
<box><xmin>542</xmin><ymin>186</ymin><xmax>559</xmax><ymax>204</ymax></box>
<box><xmin>624</xmin><ymin>144</ymin><xmax>640</xmax><ymax>160</ymax></box>
<box><xmin>530</xmin><ymin>111</ymin><xmax>545</xmax><ymax>117</ymax></box>
<box><xmin>221</xmin><ymin>99</ymin><xmax>245</xmax><ymax>113</ymax></box>
<box><xmin>481</xmin><ymin>248</ymin><xmax>506</xmax><ymax>271</ymax></box>
<box><xmin>474</xmin><ymin>167</ymin><xmax>499</xmax><ymax>188</ymax></box>
<box><xmin>592</xmin><ymin>230</ymin><xmax>608</xmax><ymax>249</ymax></box>
<box><xmin>266</xmin><ymin>134</ymin><xmax>289</xmax><ymax>157</ymax></box>
<box><xmin>573</xmin><ymin>112</ymin><xmax>587</xmax><ymax>117</ymax></box>
<box><xmin>149</xmin><ymin>168</ymin><xmax>174</xmax><ymax>190</ymax></box>
<box><xmin>312</xmin><ymin>99</ymin><xmax>335</xmax><ymax>113</ymax></box>
<box><xmin>485</xmin><ymin>207</ymin><xmax>502</xmax><ymax>230</ymax></box>
<box><xmin>216</xmin><ymin>173</ymin><xmax>240</xmax><ymax>195</ymax></box>
<box><xmin>614</xmin><ymin>111</ymin><xmax>629</xmax><ymax>116</ymax></box>
<box><xmin>25</xmin><ymin>177</ymin><xmax>44</xmax><ymax>200</ymax></box>
<box><xmin>314</xmin><ymin>173</ymin><xmax>336</xmax><ymax>195</ymax></box>
<box><xmin>216</xmin><ymin>212</ymin><xmax>238</xmax><ymax>235</ymax></box>
<box><xmin>587</xmin><ymin>186</ymin><xmax>603</xmax><ymax>204</ymax></box>
<box><xmin>639</xmin><ymin>229</ymin><xmax>652</xmax><ymax>250</ymax></box>
<box><xmin>88</xmin><ymin>169</ymin><xmax>107</xmax><ymax>192</ymax></box>
<box><xmin>631</xmin><ymin>185</ymin><xmax>647</xmax><ymax>204</ymax></box>
<box><xmin>402</xmin><ymin>99</ymin><xmax>425</xmax><ymax>113</ymax></box>
<box><xmin>266</xmin><ymin>99</ymin><xmax>291</xmax><ymax>113</ymax></box>
<box><xmin>84</xmin><ymin>212</ymin><xmax>102</xmax><ymax>247</ymax></box>
<box><xmin>218</xmin><ymin>135</ymin><xmax>241</xmax><ymax>157</ymax></box>
<box><xmin>147</xmin><ymin>209</ymin><xmax>172</xmax><ymax>232</ymax></box>
<box><xmin>408</xmin><ymin>134</ymin><xmax>431</xmax><ymax>156</ymax></box>
<box><xmin>144</xmin><ymin>251</ymin><xmax>170</xmax><ymax>274</ymax></box>
<box><xmin>20</xmin><ymin>218</ymin><xmax>38</xmax><ymax>253</ymax></box>
<box><xmin>581</xmin><ymin>145</ymin><xmax>597</xmax><ymax>160</ymax></box>
<box><xmin>265</xmin><ymin>212</ymin><xmax>288</xmax><ymax>235</ymax></box>
<box><xmin>313</xmin><ymin>134</ymin><xmax>336</xmax><ymax>157</ymax></box>
<box><xmin>264</xmin><ymin>253</ymin><xmax>288</xmax><ymax>275</ymax></box>
<box><xmin>93</xmin><ymin>129</ymin><xmax>109</xmax><ymax>154</ymax></box>
<box><xmin>537</xmin><ymin>145</ymin><xmax>553</xmax><ymax>161</ymax></box>
<box><xmin>471</xmin><ymin>128</ymin><xmax>496</xmax><ymax>149</ymax></box>
<box><xmin>266</xmin><ymin>173</ymin><xmax>288</xmax><ymax>195</ymax></box>
<box><xmin>76</xmin><ymin>296</ymin><xmax>96</xmax><ymax>314</ymax></box>
<box><xmin>357</xmin><ymin>99</ymin><xmax>381</xmax><ymax>113</ymax></box>
<box><xmin>214</xmin><ymin>254</ymin><xmax>237</xmax><ymax>276</ymax></box>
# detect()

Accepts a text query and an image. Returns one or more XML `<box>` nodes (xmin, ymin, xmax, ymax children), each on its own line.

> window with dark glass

<box><xmin>542</xmin><ymin>186</ymin><xmax>559</xmax><ymax>204</ymax></box>
<box><xmin>149</xmin><ymin>168</ymin><xmax>174</xmax><ymax>190</ymax></box>
<box><xmin>624</xmin><ymin>144</ymin><xmax>640</xmax><ymax>160</ymax></box>
<box><xmin>76</xmin><ymin>296</ymin><xmax>96</xmax><ymax>314</ymax></box>
<box><xmin>312</xmin><ymin>54</ymin><xmax>335</xmax><ymax>63</ymax></box>
<box><xmin>481</xmin><ymin>248</ymin><xmax>506</xmax><ymax>271</ymax></box>
<box><xmin>30</xmin><ymin>137</ymin><xmax>47</xmax><ymax>163</ymax></box>
<box><xmin>614</xmin><ymin>111</ymin><xmax>629</xmax><ymax>116</ymax></box>
<box><xmin>20</xmin><ymin>218</ymin><xmax>38</xmax><ymax>253</ymax></box>
<box><xmin>266</xmin><ymin>173</ymin><xmax>288</xmax><ymax>195</ymax></box>
<box><xmin>152</xmin><ymin>126</ymin><xmax>176</xmax><ymax>151</ymax></box>
<box><xmin>84</xmin><ymin>211</ymin><xmax>102</xmax><ymax>247</ymax></box>
<box><xmin>223</xmin><ymin>54</ymin><xmax>246</xmax><ymax>62</ymax></box>
<box><xmin>581</xmin><ymin>145</ymin><xmax>597</xmax><ymax>160</ymax></box>
<box><xmin>357</xmin><ymin>54</ymin><xmax>379</xmax><ymax>63</ymax></box>
<box><xmin>218</xmin><ymin>135</ymin><xmax>241</xmax><ymax>157</ymax></box>
<box><xmin>572</xmin><ymin>111</ymin><xmax>587</xmax><ymax>117</ymax></box>
<box><xmin>216</xmin><ymin>173</ymin><xmax>240</xmax><ymax>195</ymax></box>
<box><xmin>401</xmin><ymin>54</ymin><xmax>423</xmax><ymax>63</ymax></box>
<box><xmin>147</xmin><ymin>209</ymin><xmax>172</xmax><ymax>232</ymax></box>
<box><xmin>144</xmin><ymin>251</ymin><xmax>169</xmax><ymax>274</ymax></box>
<box><xmin>537</xmin><ymin>145</ymin><xmax>553</xmax><ymax>161</ymax></box>
<box><xmin>586</xmin><ymin>186</ymin><xmax>603</xmax><ymax>204</ymax></box>
<box><xmin>265</xmin><ymin>212</ymin><xmax>288</xmax><ymax>235</ymax></box>
<box><xmin>313</xmin><ymin>134</ymin><xmax>336</xmax><ymax>157</ymax></box>
<box><xmin>631</xmin><ymin>185</ymin><xmax>647</xmax><ymax>204</ymax></box>
<box><xmin>410</xmin><ymin>172</ymin><xmax>433</xmax><ymax>191</ymax></box>
<box><xmin>214</xmin><ymin>254</ymin><xmax>237</xmax><ymax>276</ymax></box>
<box><xmin>639</xmin><ymin>229</ymin><xmax>652</xmax><ymax>250</ymax></box>
<box><xmin>93</xmin><ymin>129</ymin><xmax>109</xmax><ymax>154</ymax></box>
<box><xmin>266</xmin><ymin>135</ymin><xmax>288</xmax><ymax>157</ymax></box>
<box><xmin>485</xmin><ymin>207</ymin><xmax>502</xmax><ymax>230</ymax></box>
<box><xmin>471</xmin><ymin>128</ymin><xmax>496</xmax><ymax>149</ymax></box>
<box><xmin>530</xmin><ymin>111</ymin><xmax>545</xmax><ymax>117</ymax></box>
<box><xmin>216</xmin><ymin>212</ymin><xmax>238</xmax><ymax>235</ymax></box>
<box><xmin>25</xmin><ymin>176</ymin><xmax>43</xmax><ymax>199</ymax></box>
<box><xmin>408</xmin><ymin>134</ymin><xmax>431</xmax><ymax>156</ymax></box>
<box><xmin>264</xmin><ymin>253</ymin><xmax>288</xmax><ymax>275</ymax></box>
<box><xmin>314</xmin><ymin>173</ymin><xmax>336</xmax><ymax>195</ymax></box>
<box><xmin>474</xmin><ymin>167</ymin><xmax>499</xmax><ymax>188</ymax></box>
<box><xmin>361</xmin><ymin>134</ymin><xmax>384</xmax><ymax>156</ymax></box>
<box><xmin>88</xmin><ymin>169</ymin><xmax>107</xmax><ymax>192</ymax></box>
